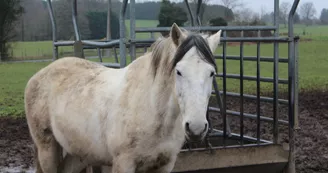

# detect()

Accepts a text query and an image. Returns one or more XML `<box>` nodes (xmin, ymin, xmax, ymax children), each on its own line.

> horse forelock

<box><xmin>150</xmin><ymin>32</ymin><xmax>217</xmax><ymax>79</ymax></box>
<box><xmin>169</xmin><ymin>33</ymin><xmax>217</xmax><ymax>73</ymax></box>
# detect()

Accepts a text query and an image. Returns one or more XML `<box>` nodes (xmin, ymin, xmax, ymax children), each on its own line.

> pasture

<box><xmin>1</xmin><ymin>20</ymin><xmax>328</xmax><ymax>173</ymax></box>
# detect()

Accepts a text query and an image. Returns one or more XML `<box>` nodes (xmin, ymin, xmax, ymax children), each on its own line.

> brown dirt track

<box><xmin>1</xmin><ymin>91</ymin><xmax>328</xmax><ymax>173</ymax></box>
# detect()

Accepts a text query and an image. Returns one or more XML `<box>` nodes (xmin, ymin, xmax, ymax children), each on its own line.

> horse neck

<box><xmin>150</xmin><ymin>75</ymin><xmax>181</xmax><ymax>137</ymax></box>
<box><xmin>148</xmin><ymin>39</ymin><xmax>178</xmax><ymax>112</ymax></box>
<box><xmin>147</xmin><ymin>54</ymin><xmax>182</xmax><ymax>136</ymax></box>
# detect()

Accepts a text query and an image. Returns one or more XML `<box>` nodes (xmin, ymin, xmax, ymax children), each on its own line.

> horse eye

<box><xmin>177</xmin><ymin>70</ymin><xmax>182</xmax><ymax>76</ymax></box>
<box><xmin>210</xmin><ymin>72</ymin><xmax>215</xmax><ymax>77</ymax></box>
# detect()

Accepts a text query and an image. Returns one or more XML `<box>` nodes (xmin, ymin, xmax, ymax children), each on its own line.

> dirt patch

<box><xmin>208</xmin><ymin>90</ymin><xmax>328</xmax><ymax>173</ymax></box>
<box><xmin>0</xmin><ymin>117</ymin><xmax>34</xmax><ymax>172</ymax></box>
<box><xmin>0</xmin><ymin>91</ymin><xmax>328</xmax><ymax>172</ymax></box>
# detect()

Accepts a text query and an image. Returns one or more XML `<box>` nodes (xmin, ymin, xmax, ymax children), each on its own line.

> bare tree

<box><xmin>187</xmin><ymin>0</ymin><xmax>210</xmax><ymax>25</ymax></box>
<box><xmin>220</xmin><ymin>0</ymin><xmax>243</xmax><ymax>11</ymax></box>
<box><xmin>260</xmin><ymin>6</ymin><xmax>266</xmax><ymax>21</ymax></box>
<box><xmin>234</xmin><ymin>8</ymin><xmax>255</xmax><ymax>24</ymax></box>
<box><xmin>299</xmin><ymin>2</ymin><xmax>317</xmax><ymax>26</ymax></box>
<box><xmin>280</xmin><ymin>1</ymin><xmax>291</xmax><ymax>28</ymax></box>
<box><xmin>220</xmin><ymin>0</ymin><xmax>243</xmax><ymax>21</ymax></box>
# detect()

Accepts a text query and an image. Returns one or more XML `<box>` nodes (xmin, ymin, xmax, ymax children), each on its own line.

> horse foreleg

<box><xmin>36</xmin><ymin>139</ymin><xmax>61</xmax><ymax>173</ymax></box>
<box><xmin>32</xmin><ymin>144</ymin><xmax>43</xmax><ymax>173</ymax></box>
<box><xmin>58</xmin><ymin>154</ymin><xmax>89</xmax><ymax>173</ymax></box>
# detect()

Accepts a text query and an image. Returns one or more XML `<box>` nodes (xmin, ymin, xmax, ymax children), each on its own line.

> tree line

<box><xmin>7</xmin><ymin>0</ymin><xmax>234</xmax><ymax>42</ymax></box>
<box><xmin>4</xmin><ymin>0</ymin><xmax>327</xmax><ymax>42</ymax></box>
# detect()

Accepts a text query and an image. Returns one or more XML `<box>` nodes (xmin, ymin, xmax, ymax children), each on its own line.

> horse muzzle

<box><xmin>184</xmin><ymin>122</ymin><xmax>208</xmax><ymax>142</ymax></box>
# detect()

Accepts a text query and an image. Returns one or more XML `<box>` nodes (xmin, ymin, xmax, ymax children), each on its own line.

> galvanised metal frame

<box><xmin>46</xmin><ymin>0</ymin><xmax>300</xmax><ymax>172</ymax></box>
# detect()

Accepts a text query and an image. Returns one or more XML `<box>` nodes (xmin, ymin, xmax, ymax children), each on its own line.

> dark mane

<box><xmin>169</xmin><ymin>34</ymin><xmax>217</xmax><ymax>74</ymax></box>
<box><xmin>150</xmin><ymin>33</ymin><xmax>217</xmax><ymax>78</ymax></box>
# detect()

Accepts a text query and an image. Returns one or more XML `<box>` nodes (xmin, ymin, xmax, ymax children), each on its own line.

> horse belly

<box><xmin>50</xmin><ymin>110</ymin><xmax>110</xmax><ymax>163</ymax></box>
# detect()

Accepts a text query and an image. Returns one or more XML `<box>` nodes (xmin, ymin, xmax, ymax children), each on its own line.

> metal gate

<box><xmin>46</xmin><ymin>0</ymin><xmax>300</xmax><ymax>172</ymax></box>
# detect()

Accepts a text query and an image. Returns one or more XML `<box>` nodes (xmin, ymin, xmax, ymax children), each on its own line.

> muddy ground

<box><xmin>0</xmin><ymin>91</ymin><xmax>328</xmax><ymax>173</ymax></box>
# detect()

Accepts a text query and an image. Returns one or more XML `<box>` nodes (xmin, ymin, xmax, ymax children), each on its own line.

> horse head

<box><xmin>169</xmin><ymin>23</ymin><xmax>222</xmax><ymax>142</ymax></box>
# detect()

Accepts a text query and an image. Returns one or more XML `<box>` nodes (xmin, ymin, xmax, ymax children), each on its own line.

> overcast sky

<box><xmin>231</xmin><ymin>0</ymin><xmax>328</xmax><ymax>18</ymax></box>
<box><xmin>136</xmin><ymin>0</ymin><xmax>327</xmax><ymax>18</ymax></box>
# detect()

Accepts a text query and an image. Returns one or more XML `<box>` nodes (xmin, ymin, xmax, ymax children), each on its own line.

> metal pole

<box><xmin>130</xmin><ymin>0</ymin><xmax>136</xmax><ymax>62</ymax></box>
<box><xmin>256</xmin><ymin>30</ymin><xmax>261</xmax><ymax>144</ymax></box>
<box><xmin>222</xmin><ymin>30</ymin><xmax>228</xmax><ymax>144</ymax></box>
<box><xmin>239</xmin><ymin>31</ymin><xmax>244</xmax><ymax>145</ymax></box>
<box><xmin>287</xmin><ymin>1</ymin><xmax>300</xmax><ymax>173</ymax></box>
<box><xmin>196</xmin><ymin>0</ymin><xmax>202</xmax><ymax>26</ymax></box>
<box><xmin>46</xmin><ymin>0</ymin><xmax>58</xmax><ymax>60</ymax></box>
<box><xmin>107</xmin><ymin>0</ymin><xmax>112</xmax><ymax>41</ymax></box>
<box><xmin>72</xmin><ymin>0</ymin><xmax>81</xmax><ymax>41</ymax></box>
<box><xmin>106</xmin><ymin>0</ymin><xmax>112</xmax><ymax>57</ymax></box>
<box><xmin>294</xmin><ymin>37</ymin><xmax>300</xmax><ymax>130</ymax></box>
<box><xmin>184</xmin><ymin>0</ymin><xmax>195</xmax><ymax>26</ymax></box>
<box><xmin>273</xmin><ymin>0</ymin><xmax>279</xmax><ymax>145</ymax></box>
<box><xmin>119</xmin><ymin>0</ymin><xmax>128</xmax><ymax>68</ymax></box>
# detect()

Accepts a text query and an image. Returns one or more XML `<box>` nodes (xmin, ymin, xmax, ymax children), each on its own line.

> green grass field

<box><xmin>1</xmin><ymin>20</ymin><xmax>328</xmax><ymax>117</ymax></box>
<box><xmin>9</xmin><ymin>20</ymin><xmax>159</xmax><ymax>59</ymax></box>
<box><xmin>9</xmin><ymin>22</ymin><xmax>328</xmax><ymax>60</ymax></box>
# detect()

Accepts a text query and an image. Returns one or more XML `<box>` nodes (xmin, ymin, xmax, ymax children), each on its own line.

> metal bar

<box><xmin>129</xmin><ymin>0</ymin><xmax>136</xmax><ymax>62</ymax></box>
<box><xmin>97</xmin><ymin>48</ymin><xmax>103</xmax><ymax>62</ymax></box>
<box><xmin>222</xmin><ymin>30</ymin><xmax>227</xmax><ymax>145</ymax></box>
<box><xmin>180</xmin><ymin>143</ymin><xmax>273</xmax><ymax>152</ymax></box>
<box><xmin>184</xmin><ymin>0</ymin><xmax>195</xmax><ymax>26</ymax></box>
<box><xmin>72</xmin><ymin>0</ymin><xmax>81</xmax><ymax>41</ymax></box>
<box><xmin>208</xmin><ymin>107</ymin><xmax>289</xmax><ymax>125</ymax></box>
<box><xmin>256</xmin><ymin>30</ymin><xmax>261</xmax><ymax>144</ymax></box>
<box><xmin>131</xmin><ymin>37</ymin><xmax>291</xmax><ymax>43</ymax></box>
<box><xmin>287</xmin><ymin>1</ymin><xmax>300</xmax><ymax>172</ymax></box>
<box><xmin>273</xmin><ymin>0</ymin><xmax>280</xmax><ymax>145</ymax></box>
<box><xmin>210</xmin><ymin>129</ymin><xmax>273</xmax><ymax>144</ymax></box>
<box><xmin>100</xmin><ymin>62</ymin><xmax>120</xmax><ymax>68</ymax></box>
<box><xmin>46</xmin><ymin>0</ymin><xmax>58</xmax><ymax>60</ymax></box>
<box><xmin>214</xmin><ymin>55</ymin><xmax>289</xmax><ymax>63</ymax></box>
<box><xmin>196</xmin><ymin>0</ymin><xmax>202</xmax><ymax>26</ymax></box>
<box><xmin>53</xmin><ymin>39</ymin><xmax>120</xmax><ymax>54</ymax></box>
<box><xmin>82</xmin><ymin>40</ymin><xmax>120</xmax><ymax>48</ymax></box>
<box><xmin>211</xmin><ymin>91</ymin><xmax>289</xmax><ymax>105</ymax></box>
<box><xmin>215</xmin><ymin>74</ymin><xmax>288</xmax><ymax>84</ymax></box>
<box><xmin>212</xmin><ymin>78</ymin><xmax>227</xmax><ymax>137</ymax></box>
<box><xmin>106</xmin><ymin>0</ymin><xmax>112</xmax><ymax>41</ymax></box>
<box><xmin>54</xmin><ymin>41</ymin><xmax>75</xmax><ymax>46</ymax></box>
<box><xmin>113</xmin><ymin>46</ymin><xmax>119</xmax><ymax>63</ymax></box>
<box><xmin>119</xmin><ymin>0</ymin><xmax>128</xmax><ymax>68</ymax></box>
<box><xmin>240</xmin><ymin>32</ymin><xmax>244</xmax><ymax>145</ymax></box>
<box><xmin>135</xmin><ymin>26</ymin><xmax>277</xmax><ymax>32</ymax></box>
<box><xmin>294</xmin><ymin>37</ymin><xmax>300</xmax><ymax>129</ymax></box>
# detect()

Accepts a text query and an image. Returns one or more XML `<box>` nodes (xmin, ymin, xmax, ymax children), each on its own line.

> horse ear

<box><xmin>170</xmin><ymin>23</ymin><xmax>186</xmax><ymax>46</ymax></box>
<box><xmin>207</xmin><ymin>30</ymin><xmax>222</xmax><ymax>53</ymax></box>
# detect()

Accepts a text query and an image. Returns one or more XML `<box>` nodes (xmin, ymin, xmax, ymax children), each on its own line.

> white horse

<box><xmin>24</xmin><ymin>23</ymin><xmax>223</xmax><ymax>173</ymax></box>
